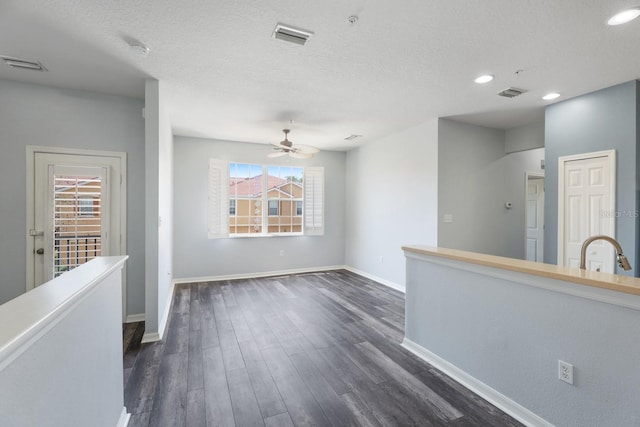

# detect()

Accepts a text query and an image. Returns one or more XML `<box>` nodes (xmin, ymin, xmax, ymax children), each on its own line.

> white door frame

<box><xmin>557</xmin><ymin>149</ymin><xmax>616</xmax><ymax>267</ymax></box>
<box><xmin>524</xmin><ymin>171</ymin><xmax>544</xmax><ymax>261</ymax></box>
<box><xmin>26</xmin><ymin>146</ymin><xmax>127</xmax><ymax>319</ymax></box>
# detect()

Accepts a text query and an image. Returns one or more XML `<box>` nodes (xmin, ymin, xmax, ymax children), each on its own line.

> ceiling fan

<box><xmin>268</xmin><ymin>129</ymin><xmax>319</xmax><ymax>159</ymax></box>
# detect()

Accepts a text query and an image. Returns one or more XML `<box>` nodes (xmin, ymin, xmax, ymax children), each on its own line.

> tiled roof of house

<box><xmin>230</xmin><ymin>175</ymin><xmax>287</xmax><ymax>197</ymax></box>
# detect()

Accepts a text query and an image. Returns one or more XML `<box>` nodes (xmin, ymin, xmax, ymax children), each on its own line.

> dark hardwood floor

<box><xmin>123</xmin><ymin>270</ymin><xmax>522</xmax><ymax>427</ymax></box>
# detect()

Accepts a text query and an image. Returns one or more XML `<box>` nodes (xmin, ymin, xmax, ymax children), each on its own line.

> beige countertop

<box><xmin>402</xmin><ymin>245</ymin><xmax>640</xmax><ymax>296</ymax></box>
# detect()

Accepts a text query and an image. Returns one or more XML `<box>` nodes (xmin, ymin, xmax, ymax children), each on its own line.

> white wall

<box><xmin>0</xmin><ymin>257</ymin><xmax>128</xmax><ymax>427</ymax></box>
<box><xmin>143</xmin><ymin>79</ymin><xmax>174</xmax><ymax>340</ymax></box>
<box><xmin>345</xmin><ymin>120</ymin><xmax>439</xmax><ymax>290</ymax></box>
<box><xmin>173</xmin><ymin>136</ymin><xmax>345</xmax><ymax>280</ymax></box>
<box><xmin>0</xmin><ymin>79</ymin><xmax>145</xmax><ymax>316</ymax></box>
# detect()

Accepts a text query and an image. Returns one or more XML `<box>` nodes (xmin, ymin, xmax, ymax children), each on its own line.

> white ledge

<box><xmin>0</xmin><ymin>256</ymin><xmax>128</xmax><ymax>369</ymax></box>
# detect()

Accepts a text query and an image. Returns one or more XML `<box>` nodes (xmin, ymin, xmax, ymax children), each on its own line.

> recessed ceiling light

<box><xmin>607</xmin><ymin>7</ymin><xmax>640</xmax><ymax>25</ymax></box>
<box><xmin>542</xmin><ymin>92</ymin><xmax>560</xmax><ymax>101</ymax></box>
<box><xmin>474</xmin><ymin>74</ymin><xmax>494</xmax><ymax>84</ymax></box>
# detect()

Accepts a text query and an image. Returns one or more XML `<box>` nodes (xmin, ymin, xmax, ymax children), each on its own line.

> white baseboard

<box><xmin>158</xmin><ymin>281</ymin><xmax>175</xmax><ymax>341</ymax></box>
<box><xmin>125</xmin><ymin>313</ymin><xmax>145</xmax><ymax>323</ymax></box>
<box><xmin>140</xmin><ymin>281</ymin><xmax>175</xmax><ymax>344</ymax></box>
<box><xmin>343</xmin><ymin>266</ymin><xmax>405</xmax><ymax>293</ymax></box>
<box><xmin>141</xmin><ymin>331</ymin><xmax>160</xmax><ymax>344</ymax></box>
<box><xmin>116</xmin><ymin>407</ymin><xmax>131</xmax><ymax>427</ymax></box>
<box><xmin>401</xmin><ymin>338</ymin><xmax>552</xmax><ymax>427</ymax></box>
<box><xmin>172</xmin><ymin>265</ymin><xmax>346</xmax><ymax>285</ymax></box>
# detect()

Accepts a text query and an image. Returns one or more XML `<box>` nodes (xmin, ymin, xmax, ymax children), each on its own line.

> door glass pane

<box><xmin>53</xmin><ymin>174</ymin><xmax>103</xmax><ymax>277</ymax></box>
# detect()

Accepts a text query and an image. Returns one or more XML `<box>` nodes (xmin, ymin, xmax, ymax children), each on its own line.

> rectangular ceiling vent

<box><xmin>272</xmin><ymin>23</ymin><xmax>313</xmax><ymax>46</ymax></box>
<box><xmin>498</xmin><ymin>87</ymin><xmax>526</xmax><ymax>98</ymax></box>
<box><xmin>344</xmin><ymin>134</ymin><xmax>363</xmax><ymax>141</ymax></box>
<box><xmin>0</xmin><ymin>55</ymin><xmax>47</xmax><ymax>72</ymax></box>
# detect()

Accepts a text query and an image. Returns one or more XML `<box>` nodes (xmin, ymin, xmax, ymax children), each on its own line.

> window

<box><xmin>208</xmin><ymin>159</ymin><xmax>324</xmax><ymax>238</ymax></box>
<box><xmin>268</xmin><ymin>200</ymin><xmax>279</xmax><ymax>216</ymax></box>
<box><xmin>78</xmin><ymin>197</ymin><xmax>95</xmax><ymax>217</ymax></box>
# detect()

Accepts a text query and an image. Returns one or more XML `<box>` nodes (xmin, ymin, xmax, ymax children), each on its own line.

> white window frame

<box><xmin>208</xmin><ymin>159</ymin><xmax>324</xmax><ymax>238</ymax></box>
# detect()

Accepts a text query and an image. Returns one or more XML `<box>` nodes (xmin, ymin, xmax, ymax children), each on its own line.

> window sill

<box><xmin>228</xmin><ymin>232</ymin><xmax>304</xmax><ymax>239</ymax></box>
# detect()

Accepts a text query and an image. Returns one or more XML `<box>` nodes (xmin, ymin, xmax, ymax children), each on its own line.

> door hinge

<box><xmin>29</xmin><ymin>229</ymin><xmax>44</xmax><ymax>236</ymax></box>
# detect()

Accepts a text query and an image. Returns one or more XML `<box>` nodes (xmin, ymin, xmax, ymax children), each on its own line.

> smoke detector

<box><xmin>0</xmin><ymin>55</ymin><xmax>47</xmax><ymax>71</ymax></box>
<box><xmin>272</xmin><ymin>23</ymin><xmax>313</xmax><ymax>46</ymax></box>
<box><xmin>498</xmin><ymin>87</ymin><xmax>527</xmax><ymax>98</ymax></box>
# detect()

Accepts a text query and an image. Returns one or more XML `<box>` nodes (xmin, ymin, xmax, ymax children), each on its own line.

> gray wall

<box><xmin>544</xmin><ymin>80</ymin><xmax>639</xmax><ymax>275</ymax></box>
<box><xmin>405</xmin><ymin>255</ymin><xmax>640</xmax><ymax>426</ymax></box>
<box><xmin>505</xmin><ymin>120</ymin><xmax>544</xmax><ymax>153</ymax></box>
<box><xmin>173</xmin><ymin>136</ymin><xmax>345</xmax><ymax>279</ymax></box>
<box><xmin>438</xmin><ymin>119</ymin><xmax>508</xmax><ymax>256</ymax></box>
<box><xmin>0</xmin><ymin>79</ymin><xmax>145</xmax><ymax>315</ymax></box>
<box><xmin>499</xmin><ymin>148</ymin><xmax>545</xmax><ymax>260</ymax></box>
<box><xmin>438</xmin><ymin>119</ymin><xmax>545</xmax><ymax>259</ymax></box>
<box><xmin>345</xmin><ymin>120</ymin><xmax>439</xmax><ymax>290</ymax></box>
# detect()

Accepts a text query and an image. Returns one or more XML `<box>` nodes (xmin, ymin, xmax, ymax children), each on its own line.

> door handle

<box><xmin>36</xmin><ymin>248</ymin><xmax>44</xmax><ymax>255</ymax></box>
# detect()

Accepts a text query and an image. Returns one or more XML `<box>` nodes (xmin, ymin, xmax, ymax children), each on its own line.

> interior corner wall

<box><xmin>505</xmin><ymin>120</ymin><xmax>545</xmax><ymax>153</ymax></box>
<box><xmin>144</xmin><ymin>79</ymin><xmax>174</xmax><ymax>338</ymax></box>
<box><xmin>499</xmin><ymin>148</ymin><xmax>545</xmax><ymax>259</ymax></box>
<box><xmin>437</xmin><ymin>119</ymin><xmax>509</xmax><ymax>256</ymax></box>
<box><xmin>172</xmin><ymin>136</ymin><xmax>345</xmax><ymax>280</ymax></box>
<box><xmin>544</xmin><ymin>80</ymin><xmax>639</xmax><ymax>275</ymax></box>
<box><xmin>345</xmin><ymin>120</ymin><xmax>439</xmax><ymax>290</ymax></box>
<box><xmin>0</xmin><ymin>79</ymin><xmax>145</xmax><ymax>315</ymax></box>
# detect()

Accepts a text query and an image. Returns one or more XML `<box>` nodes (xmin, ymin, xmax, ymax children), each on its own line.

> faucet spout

<box><xmin>579</xmin><ymin>235</ymin><xmax>632</xmax><ymax>271</ymax></box>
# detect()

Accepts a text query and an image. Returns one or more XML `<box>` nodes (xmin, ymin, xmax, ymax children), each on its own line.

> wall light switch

<box><xmin>443</xmin><ymin>214</ymin><xmax>453</xmax><ymax>223</ymax></box>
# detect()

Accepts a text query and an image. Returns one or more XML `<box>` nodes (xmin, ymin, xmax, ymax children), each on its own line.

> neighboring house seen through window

<box><xmin>207</xmin><ymin>159</ymin><xmax>324</xmax><ymax>238</ymax></box>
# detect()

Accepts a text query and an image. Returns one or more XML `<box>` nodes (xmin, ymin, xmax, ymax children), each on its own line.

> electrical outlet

<box><xmin>279</xmin><ymin>250</ymin><xmax>285</xmax><ymax>257</ymax></box>
<box><xmin>558</xmin><ymin>360</ymin><xmax>574</xmax><ymax>385</ymax></box>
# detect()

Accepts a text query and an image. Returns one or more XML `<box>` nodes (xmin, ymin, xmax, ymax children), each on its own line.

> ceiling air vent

<box><xmin>344</xmin><ymin>134</ymin><xmax>363</xmax><ymax>141</ymax></box>
<box><xmin>0</xmin><ymin>55</ymin><xmax>47</xmax><ymax>71</ymax></box>
<box><xmin>498</xmin><ymin>87</ymin><xmax>526</xmax><ymax>98</ymax></box>
<box><xmin>272</xmin><ymin>24</ymin><xmax>313</xmax><ymax>46</ymax></box>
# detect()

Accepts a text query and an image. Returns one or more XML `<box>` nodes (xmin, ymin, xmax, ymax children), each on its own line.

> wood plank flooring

<box><xmin>123</xmin><ymin>270</ymin><xmax>522</xmax><ymax>427</ymax></box>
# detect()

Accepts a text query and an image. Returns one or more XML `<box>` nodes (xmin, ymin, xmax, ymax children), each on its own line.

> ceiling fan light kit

<box><xmin>269</xmin><ymin>129</ymin><xmax>319</xmax><ymax>159</ymax></box>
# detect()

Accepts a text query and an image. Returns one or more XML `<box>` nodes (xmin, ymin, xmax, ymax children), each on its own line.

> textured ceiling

<box><xmin>1</xmin><ymin>0</ymin><xmax>639</xmax><ymax>150</ymax></box>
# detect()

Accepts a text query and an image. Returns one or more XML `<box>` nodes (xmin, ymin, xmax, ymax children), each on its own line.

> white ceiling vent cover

<box><xmin>272</xmin><ymin>24</ymin><xmax>313</xmax><ymax>46</ymax></box>
<box><xmin>498</xmin><ymin>87</ymin><xmax>527</xmax><ymax>98</ymax></box>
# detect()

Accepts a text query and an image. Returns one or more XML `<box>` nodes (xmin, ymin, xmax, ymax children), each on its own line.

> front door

<box><xmin>28</xmin><ymin>149</ymin><xmax>125</xmax><ymax>291</ymax></box>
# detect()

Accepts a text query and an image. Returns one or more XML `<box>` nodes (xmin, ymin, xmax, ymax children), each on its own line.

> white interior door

<box><xmin>558</xmin><ymin>151</ymin><xmax>615</xmax><ymax>272</ymax></box>
<box><xmin>525</xmin><ymin>176</ymin><xmax>544</xmax><ymax>262</ymax></box>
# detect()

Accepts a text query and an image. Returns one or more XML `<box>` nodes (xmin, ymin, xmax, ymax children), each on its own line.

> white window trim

<box><xmin>208</xmin><ymin>160</ymin><xmax>324</xmax><ymax>238</ymax></box>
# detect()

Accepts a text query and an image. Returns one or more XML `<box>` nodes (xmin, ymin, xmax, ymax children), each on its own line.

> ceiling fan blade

<box><xmin>293</xmin><ymin>144</ymin><xmax>320</xmax><ymax>154</ymax></box>
<box><xmin>272</xmin><ymin>142</ymin><xmax>287</xmax><ymax>148</ymax></box>
<box><xmin>268</xmin><ymin>151</ymin><xmax>287</xmax><ymax>158</ymax></box>
<box><xmin>289</xmin><ymin>151</ymin><xmax>313</xmax><ymax>159</ymax></box>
